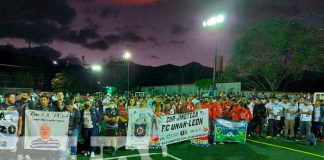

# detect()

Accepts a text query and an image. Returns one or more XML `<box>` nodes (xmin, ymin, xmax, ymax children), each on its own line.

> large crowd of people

<box><xmin>0</xmin><ymin>90</ymin><xmax>323</xmax><ymax>160</ymax></box>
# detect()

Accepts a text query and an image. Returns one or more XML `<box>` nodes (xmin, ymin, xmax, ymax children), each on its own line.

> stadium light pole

<box><xmin>123</xmin><ymin>51</ymin><xmax>132</xmax><ymax>92</ymax></box>
<box><xmin>202</xmin><ymin>14</ymin><xmax>225</xmax><ymax>95</ymax></box>
<box><xmin>91</xmin><ymin>65</ymin><xmax>102</xmax><ymax>90</ymax></box>
<box><xmin>91</xmin><ymin>65</ymin><xmax>102</xmax><ymax>72</ymax></box>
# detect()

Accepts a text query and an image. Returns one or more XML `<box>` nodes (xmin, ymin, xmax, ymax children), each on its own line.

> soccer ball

<box><xmin>226</xmin><ymin>132</ymin><xmax>234</xmax><ymax>139</ymax></box>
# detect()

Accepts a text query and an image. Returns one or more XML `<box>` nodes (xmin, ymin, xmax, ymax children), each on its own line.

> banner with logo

<box><xmin>214</xmin><ymin>118</ymin><xmax>247</xmax><ymax>143</ymax></box>
<box><xmin>24</xmin><ymin>110</ymin><xmax>69</xmax><ymax>151</ymax></box>
<box><xmin>126</xmin><ymin>108</ymin><xmax>154</xmax><ymax>149</ymax></box>
<box><xmin>0</xmin><ymin>111</ymin><xmax>19</xmax><ymax>149</ymax></box>
<box><xmin>158</xmin><ymin>109</ymin><xmax>209</xmax><ymax>146</ymax></box>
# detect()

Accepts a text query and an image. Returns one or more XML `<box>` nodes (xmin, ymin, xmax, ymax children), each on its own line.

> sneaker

<box><xmin>24</xmin><ymin>155</ymin><xmax>31</xmax><ymax>160</ymax></box>
<box><xmin>11</xmin><ymin>146</ymin><xmax>17</xmax><ymax>153</ymax></box>
<box><xmin>17</xmin><ymin>155</ymin><xmax>24</xmax><ymax>160</ymax></box>
<box><xmin>84</xmin><ymin>151</ymin><xmax>89</xmax><ymax>156</ymax></box>
<box><xmin>90</xmin><ymin>152</ymin><xmax>95</xmax><ymax>158</ymax></box>
<box><xmin>70</xmin><ymin>155</ymin><xmax>77</xmax><ymax>160</ymax></box>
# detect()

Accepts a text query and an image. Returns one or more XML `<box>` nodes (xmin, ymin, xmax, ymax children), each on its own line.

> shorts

<box><xmin>106</xmin><ymin>127</ymin><xmax>118</xmax><ymax>137</ymax></box>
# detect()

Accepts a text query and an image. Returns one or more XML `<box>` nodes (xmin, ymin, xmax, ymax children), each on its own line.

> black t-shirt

<box><xmin>105</xmin><ymin>107</ymin><xmax>119</xmax><ymax>126</ymax></box>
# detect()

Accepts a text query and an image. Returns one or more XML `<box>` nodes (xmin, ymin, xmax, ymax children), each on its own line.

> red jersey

<box><xmin>181</xmin><ymin>102</ymin><xmax>195</xmax><ymax>113</ymax></box>
<box><xmin>209</xmin><ymin>103</ymin><xmax>223</xmax><ymax>120</ymax></box>
<box><xmin>240</xmin><ymin>108</ymin><xmax>252</xmax><ymax>121</ymax></box>
<box><xmin>119</xmin><ymin>105</ymin><xmax>128</xmax><ymax>119</ymax></box>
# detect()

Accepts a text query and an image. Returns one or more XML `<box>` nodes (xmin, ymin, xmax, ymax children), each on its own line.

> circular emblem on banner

<box><xmin>136</xmin><ymin>127</ymin><xmax>144</xmax><ymax>135</ymax></box>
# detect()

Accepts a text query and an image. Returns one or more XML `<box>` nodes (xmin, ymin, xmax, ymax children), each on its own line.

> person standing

<box><xmin>0</xmin><ymin>93</ymin><xmax>23</xmax><ymax>160</ymax></box>
<box><xmin>297</xmin><ymin>100</ymin><xmax>313</xmax><ymax>141</ymax></box>
<box><xmin>284</xmin><ymin>100</ymin><xmax>298</xmax><ymax>139</ymax></box>
<box><xmin>266</xmin><ymin>99</ymin><xmax>283</xmax><ymax>139</ymax></box>
<box><xmin>104</xmin><ymin>99</ymin><xmax>119</xmax><ymax>155</ymax></box>
<box><xmin>52</xmin><ymin>91</ymin><xmax>65</xmax><ymax>112</ymax></box>
<box><xmin>247</xmin><ymin>99</ymin><xmax>266</xmax><ymax>136</ymax></box>
<box><xmin>312</xmin><ymin>100</ymin><xmax>322</xmax><ymax>137</ymax></box>
<box><xmin>80</xmin><ymin>101</ymin><xmax>101</xmax><ymax>158</ymax></box>
<box><xmin>64</xmin><ymin>100</ymin><xmax>81</xmax><ymax>160</ymax></box>
<box><xmin>16</xmin><ymin>90</ymin><xmax>35</xmax><ymax>160</ymax></box>
<box><xmin>320</xmin><ymin>101</ymin><xmax>324</xmax><ymax>142</ymax></box>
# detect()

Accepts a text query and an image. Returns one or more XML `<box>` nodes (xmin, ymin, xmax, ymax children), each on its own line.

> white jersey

<box><xmin>248</xmin><ymin>102</ymin><xmax>255</xmax><ymax>115</ymax></box>
<box><xmin>299</xmin><ymin>104</ymin><xmax>313</xmax><ymax>122</ymax></box>
<box><xmin>267</xmin><ymin>103</ymin><xmax>283</xmax><ymax>120</ymax></box>
<box><xmin>313</xmin><ymin>106</ymin><xmax>321</xmax><ymax>122</ymax></box>
<box><xmin>284</xmin><ymin>104</ymin><xmax>298</xmax><ymax>120</ymax></box>
<box><xmin>279</xmin><ymin>102</ymin><xmax>289</xmax><ymax>117</ymax></box>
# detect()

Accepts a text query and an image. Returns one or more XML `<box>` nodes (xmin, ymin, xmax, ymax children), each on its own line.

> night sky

<box><xmin>0</xmin><ymin>0</ymin><xmax>323</xmax><ymax>67</ymax></box>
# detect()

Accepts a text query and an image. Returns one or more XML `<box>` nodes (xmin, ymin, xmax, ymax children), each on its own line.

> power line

<box><xmin>0</xmin><ymin>64</ymin><xmax>24</xmax><ymax>68</ymax></box>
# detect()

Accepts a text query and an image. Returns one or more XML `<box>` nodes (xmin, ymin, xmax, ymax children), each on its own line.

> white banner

<box><xmin>24</xmin><ymin>110</ymin><xmax>69</xmax><ymax>151</ymax></box>
<box><xmin>0</xmin><ymin>111</ymin><xmax>19</xmax><ymax>149</ymax></box>
<box><xmin>126</xmin><ymin>108</ymin><xmax>153</xmax><ymax>149</ymax></box>
<box><xmin>158</xmin><ymin>109</ymin><xmax>209</xmax><ymax>145</ymax></box>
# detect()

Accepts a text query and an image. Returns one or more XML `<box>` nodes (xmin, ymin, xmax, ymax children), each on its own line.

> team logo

<box><xmin>134</xmin><ymin>124</ymin><xmax>146</xmax><ymax>137</ymax></box>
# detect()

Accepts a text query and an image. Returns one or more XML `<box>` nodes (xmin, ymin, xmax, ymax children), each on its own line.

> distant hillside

<box><xmin>101</xmin><ymin>61</ymin><xmax>213</xmax><ymax>91</ymax></box>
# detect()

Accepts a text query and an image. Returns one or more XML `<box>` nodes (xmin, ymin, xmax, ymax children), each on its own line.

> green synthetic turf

<box><xmin>77</xmin><ymin>136</ymin><xmax>324</xmax><ymax>160</ymax></box>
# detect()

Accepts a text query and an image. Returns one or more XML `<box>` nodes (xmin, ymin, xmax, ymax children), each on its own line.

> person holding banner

<box><xmin>241</xmin><ymin>104</ymin><xmax>252</xmax><ymax>122</ymax></box>
<box><xmin>64</xmin><ymin>100</ymin><xmax>80</xmax><ymax>160</ymax></box>
<box><xmin>127</xmin><ymin>98</ymin><xmax>137</xmax><ymax>109</ymax></box>
<box><xmin>180</xmin><ymin>97</ymin><xmax>195</xmax><ymax>113</ymax></box>
<box><xmin>151</xmin><ymin>105</ymin><xmax>163</xmax><ymax>147</ymax></box>
<box><xmin>0</xmin><ymin>93</ymin><xmax>23</xmax><ymax>139</ymax></box>
<box><xmin>52</xmin><ymin>91</ymin><xmax>65</xmax><ymax>112</ymax></box>
<box><xmin>16</xmin><ymin>90</ymin><xmax>35</xmax><ymax>160</ymax></box>
<box><xmin>191</xmin><ymin>100</ymin><xmax>209</xmax><ymax>147</ymax></box>
<box><xmin>118</xmin><ymin>98</ymin><xmax>128</xmax><ymax>137</ymax></box>
<box><xmin>34</xmin><ymin>95</ymin><xmax>55</xmax><ymax>111</ymax></box>
<box><xmin>0</xmin><ymin>93</ymin><xmax>21</xmax><ymax>160</ymax></box>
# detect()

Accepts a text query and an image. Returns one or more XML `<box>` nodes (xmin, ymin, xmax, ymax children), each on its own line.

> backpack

<box><xmin>305</xmin><ymin>133</ymin><xmax>316</xmax><ymax>146</ymax></box>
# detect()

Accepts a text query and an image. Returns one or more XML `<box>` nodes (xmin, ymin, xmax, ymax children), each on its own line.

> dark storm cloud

<box><xmin>123</xmin><ymin>31</ymin><xmax>145</xmax><ymax>42</ymax></box>
<box><xmin>114</xmin><ymin>25</ymin><xmax>142</xmax><ymax>32</ymax></box>
<box><xmin>104</xmin><ymin>31</ymin><xmax>145</xmax><ymax>45</ymax></box>
<box><xmin>231</xmin><ymin>0</ymin><xmax>324</xmax><ymax>32</ymax></box>
<box><xmin>82</xmin><ymin>7</ymin><xmax>99</xmax><ymax>14</ymax></box>
<box><xmin>151</xmin><ymin>55</ymin><xmax>160</xmax><ymax>60</ymax></box>
<box><xmin>171</xmin><ymin>24</ymin><xmax>188</xmax><ymax>35</ymax></box>
<box><xmin>70</xmin><ymin>0</ymin><xmax>94</xmax><ymax>3</ymax></box>
<box><xmin>100</xmin><ymin>6</ymin><xmax>121</xmax><ymax>18</ymax></box>
<box><xmin>169</xmin><ymin>40</ymin><xmax>185</xmax><ymax>45</ymax></box>
<box><xmin>147</xmin><ymin>36</ymin><xmax>160</xmax><ymax>46</ymax></box>
<box><xmin>104</xmin><ymin>34</ymin><xmax>122</xmax><ymax>44</ymax></box>
<box><xmin>83</xmin><ymin>39</ymin><xmax>108</xmax><ymax>50</ymax></box>
<box><xmin>63</xmin><ymin>28</ymin><xmax>100</xmax><ymax>44</ymax></box>
<box><xmin>0</xmin><ymin>0</ymin><xmax>76</xmax><ymax>44</ymax></box>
